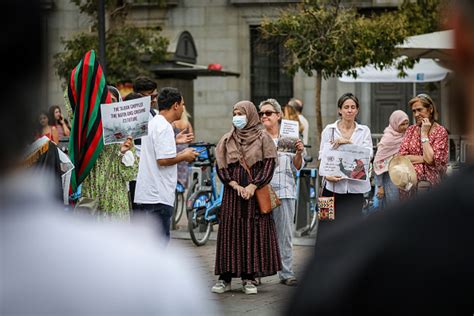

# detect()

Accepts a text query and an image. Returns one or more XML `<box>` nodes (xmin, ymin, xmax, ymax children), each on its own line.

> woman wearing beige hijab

<box><xmin>212</xmin><ymin>101</ymin><xmax>281</xmax><ymax>295</ymax></box>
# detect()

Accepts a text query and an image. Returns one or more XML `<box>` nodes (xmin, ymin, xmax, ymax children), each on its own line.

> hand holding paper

<box><xmin>277</xmin><ymin>119</ymin><xmax>300</xmax><ymax>153</ymax></box>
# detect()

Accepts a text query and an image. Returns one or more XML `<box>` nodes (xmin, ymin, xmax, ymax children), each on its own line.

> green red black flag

<box><xmin>68</xmin><ymin>50</ymin><xmax>111</xmax><ymax>194</ymax></box>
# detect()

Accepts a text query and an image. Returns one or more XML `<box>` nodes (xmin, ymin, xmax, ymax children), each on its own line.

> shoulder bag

<box><xmin>241</xmin><ymin>158</ymin><xmax>281</xmax><ymax>215</ymax></box>
<box><xmin>318</xmin><ymin>177</ymin><xmax>336</xmax><ymax>221</ymax></box>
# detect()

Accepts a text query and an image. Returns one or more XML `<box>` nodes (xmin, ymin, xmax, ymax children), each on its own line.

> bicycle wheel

<box><xmin>309</xmin><ymin>206</ymin><xmax>318</xmax><ymax>232</ymax></box>
<box><xmin>188</xmin><ymin>192</ymin><xmax>212</xmax><ymax>246</ymax></box>
<box><xmin>173</xmin><ymin>192</ymin><xmax>185</xmax><ymax>225</ymax></box>
<box><xmin>308</xmin><ymin>186</ymin><xmax>318</xmax><ymax>233</ymax></box>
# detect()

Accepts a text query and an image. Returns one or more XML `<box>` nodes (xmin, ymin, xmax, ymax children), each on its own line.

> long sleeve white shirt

<box><xmin>319</xmin><ymin>120</ymin><xmax>373</xmax><ymax>194</ymax></box>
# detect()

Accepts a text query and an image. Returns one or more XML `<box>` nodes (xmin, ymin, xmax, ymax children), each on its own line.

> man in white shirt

<box><xmin>289</xmin><ymin>98</ymin><xmax>309</xmax><ymax>146</ymax></box>
<box><xmin>134</xmin><ymin>87</ymin><xmax>198</xmax><ymax>241</ymax></box>
<box><xmin>3</xmin><ymin>5</ymin><xmax>216</xmax><ymax>314</ymax></box>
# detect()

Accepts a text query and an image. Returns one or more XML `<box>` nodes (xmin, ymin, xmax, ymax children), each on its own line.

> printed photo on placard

<box><xmin>277</xmin><ymin>119</ymin><xmax>299</xmax><ymax>153</ymax></box>
<box><xmin>319</xmin><ymin>143</ymin><xmax>371</xmax><ymax>181</ymax></box>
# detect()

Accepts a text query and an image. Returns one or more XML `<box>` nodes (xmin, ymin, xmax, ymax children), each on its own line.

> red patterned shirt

<box><xmin>399</xmin><ymin>124</ymin><xmax>449</xmax><ymax>186</ymax></box>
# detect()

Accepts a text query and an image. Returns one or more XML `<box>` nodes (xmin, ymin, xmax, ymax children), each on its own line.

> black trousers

<box><xmin>317</xmin><ymin>188</ymin><xmax>364</xmax><ymax>243</ymax></box>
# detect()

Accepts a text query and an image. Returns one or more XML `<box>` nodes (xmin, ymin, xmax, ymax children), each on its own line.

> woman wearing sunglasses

<box><xmin>259</xmin><ymin>98</ymin><xmax>304</xmax><ymax>287</ymax></box>
<box><xmin>398</xmin><ymin>93</ymin><xmax>449</xmax><ymax>198</ymax></box>
<box><xmin>318</xmin><ymin>93</ymin><xmax>373</xmax><ymax>229</ymax></box>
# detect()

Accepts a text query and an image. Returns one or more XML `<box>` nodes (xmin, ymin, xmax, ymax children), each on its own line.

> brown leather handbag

<box><xmin>241</xmin><ymin>158</ymin><xmax>281</xmax><ymax>214</ymax></box>
<box><xmin>255</xmin><ymin>183</ymin><xmax>281</xmax><ymax>214</ymax></box>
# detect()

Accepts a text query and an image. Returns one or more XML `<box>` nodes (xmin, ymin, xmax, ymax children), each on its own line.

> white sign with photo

<box><xmin>319</xmin><ymin>143</ymin><xmax>371</xmax><ymax>181</ymax></box>
<box><xmin>277</xmin><ymin>119</ymin><xmax>299</xmax><ymax>153</ymax></box>
<box><xmin>100</xmin><ymin>96</ymin><xmax>151</xmax><ymax>145</ymax></box>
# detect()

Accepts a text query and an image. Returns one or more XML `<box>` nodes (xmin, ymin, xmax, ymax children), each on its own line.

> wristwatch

<box><xmin>421</xmin><ymin>137</ymin><xmax>429</xmax><ymax>143</ymax></box>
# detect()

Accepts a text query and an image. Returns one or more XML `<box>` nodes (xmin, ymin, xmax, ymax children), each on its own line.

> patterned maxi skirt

<box><xmin>215</xmin><ymin>161</ymin><xmax>281</xmax><ymax>278</ymax></box>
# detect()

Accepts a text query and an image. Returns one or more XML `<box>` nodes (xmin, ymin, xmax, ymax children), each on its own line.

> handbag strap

<box><xmin>319</xmin><ymin>177</ymin><xmax>335</xmax><ymax>198</ymax></box>
<box><xmin>240</xmin><ymin>156</ymin><xmax>254</xmax><ymax>182</ymax></box>
<box><xmin>319</xmin><ymin>128</ymin><xmax>336</xmax><ymax>199</ymax></box>
<box><xmin>319</xmin><ymin>177</ymin><xmax>326</xmax><ymax>198</ymax></box>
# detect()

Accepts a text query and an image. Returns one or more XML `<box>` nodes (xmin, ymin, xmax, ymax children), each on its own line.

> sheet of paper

<box><xmin>319</xmin><ymin>143</ymin><xmax>371</xmax><ymax>181</ymax></box>
<box><xmin>277</xmin><ymin>119</ymin><xmax>299</xmax><ymax>153</ymax></box>
<box><xmin>100</xmin><ymin>96</ymin><xmax>151</xmax><ymax>145</ymax></box>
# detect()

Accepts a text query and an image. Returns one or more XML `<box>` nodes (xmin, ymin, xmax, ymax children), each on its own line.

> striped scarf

<box><xmin>68</xmin><ymin>50</ymin><xmax>111</xmax><ymax>193</ymax></box>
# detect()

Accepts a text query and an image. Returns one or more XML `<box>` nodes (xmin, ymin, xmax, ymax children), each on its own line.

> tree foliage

<box><xmin>261</xmin><ymin>0</ymin><xmax>410</xmax><ymax>80</ymax></box>
<box><xmin>54</xmin><ymin>0</ymin><xmax>168</xmax><ymax>84</ymax></box>
<box><xmin>260</xmin><ymin>0</ymin><xmax>413</xmax><ymax>145</ymax></box>
<box><xmin>399</xmin><ymin>0</ymin><xmax>444</xmax><ymax>36</ymax></box>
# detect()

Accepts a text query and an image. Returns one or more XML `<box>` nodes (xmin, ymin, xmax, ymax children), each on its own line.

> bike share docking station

<box><xmin>294</xmin><ymin>168</ymin><xmax>319</xmax><ymax>238</ymax></box>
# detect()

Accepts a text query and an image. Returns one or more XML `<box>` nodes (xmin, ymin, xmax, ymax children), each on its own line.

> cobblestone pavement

<box><xmin>170</xmin><ymin>228</ymin><xmax>315</xmax><ymax>316</ymax></box>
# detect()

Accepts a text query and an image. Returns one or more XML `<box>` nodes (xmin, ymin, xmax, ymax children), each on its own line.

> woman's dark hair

<box><xmin>48</xmin><ymin>105</ymin><xmax>61</xmax><ymax>125</ymax></box>
<box><xmin>107</xmin><ymin>85</ymin><xmax>120</xmax><ymax>101</ymax></box>
<box><xmin>158</xmin><ymin>87</ymin><xmax>182</xmax><ymax>111</ymax></box>
<box><xmin>123</xmin><ymin>92</ymin><xmax>143</xmax><ymax>101</ymax></box>
<box><xmin>133</xmin><ymin>77</ymin><xmax>157</xmax><ymax>94</ymax></box>
<box><xmin>36</xmin><ymin>110</ymin><xmax>50</xmax><ymax>135</ymax></box>
<box><xmin>38</xmin><ymin>110</ymin><xmax>49</xmax><ymax>123</ymax></box>
<box><xmin>337</xmin><ymin>93</ymin><xmax>360</xmax><ymax>116</ymax></box>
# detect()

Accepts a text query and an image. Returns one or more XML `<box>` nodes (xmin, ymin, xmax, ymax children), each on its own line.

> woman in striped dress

<box><xmin>212</xmin><ymin>100</ymin><xmax>281</xmax><ymax>295</ymax></box>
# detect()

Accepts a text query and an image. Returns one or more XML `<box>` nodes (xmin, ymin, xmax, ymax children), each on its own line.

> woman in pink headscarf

<box><xmin>373</xmin><ymin>110</ymin><xmax>409</xmax><ymax>207</ymax></box>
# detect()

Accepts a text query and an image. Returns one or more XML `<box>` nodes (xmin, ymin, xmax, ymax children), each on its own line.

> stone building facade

<box><xmin>44</xmin><ymin>0</ymin><xmax>451</xmax><ymax>160</ymax></box>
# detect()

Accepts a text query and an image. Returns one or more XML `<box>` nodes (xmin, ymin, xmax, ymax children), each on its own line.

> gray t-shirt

<box><xmin>1</xmin><ymin>172</ymin><xmax>217</xmax><ymax>315</ymax></box>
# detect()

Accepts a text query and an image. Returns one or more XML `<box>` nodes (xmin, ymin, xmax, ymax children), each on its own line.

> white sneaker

<box><xmin>242</xmin><ymin>280</ymin><xmax>257</xmax><ymax>295</ymax></box>
<box><xmin>211</xmin><ymin>280</ymin><xmax>231</xmax><ymax>294</ymax></box>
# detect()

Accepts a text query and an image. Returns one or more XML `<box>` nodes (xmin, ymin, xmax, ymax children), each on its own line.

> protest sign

<box><xmin>319</xmin><ymin>143</ymin><xmax>371</xmax><ymax>181</ymax></box>
<box><xmin>100</xmin><ymin>96</ymin><xmax>150</xmax><ymax>145</ymax></box>
<box><xmin>277</xmin><ymin>119</ymin><xmax>299</xmax><ymax>153</ymax></box>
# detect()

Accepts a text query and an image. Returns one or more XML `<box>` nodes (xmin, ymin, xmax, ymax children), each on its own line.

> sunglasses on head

<box><xmin>259</xmin><ymin>111</ymin><xmax>277</xmax><ymax>117</ymax></box>
<box><xmin>417</xmin><ymin>93</ymin><xmax>433</xmax><ymax>103</ymax></box>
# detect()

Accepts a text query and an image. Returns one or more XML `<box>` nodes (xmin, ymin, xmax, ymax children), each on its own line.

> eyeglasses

<box><xmin>259</xmin><ymin>111</ymin><xmax>277</xmax><ymax>117</ymax></box>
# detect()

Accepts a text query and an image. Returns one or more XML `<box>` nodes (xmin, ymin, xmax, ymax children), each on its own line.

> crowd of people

<box><xmin>31</xmin><ymin>71</ymin><xmax>452</xmax><ymax>296</ymax></box>
<box><xmin>6</xmin><ymin>0</ymin><xmax>474</xmax><ymax>313</ymax></box>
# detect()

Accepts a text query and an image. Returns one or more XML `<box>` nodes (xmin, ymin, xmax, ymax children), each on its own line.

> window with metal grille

<box><xmin>250</xmin><ymin>26</ymin><xmax>293</xmax><ymax>108</ymax></box>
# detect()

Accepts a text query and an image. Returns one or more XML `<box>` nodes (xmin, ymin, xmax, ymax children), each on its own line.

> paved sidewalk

<box><xmin>170</xmin><ymin>230</ymin><xmax>315</xmax><ymax>315</ymax></box>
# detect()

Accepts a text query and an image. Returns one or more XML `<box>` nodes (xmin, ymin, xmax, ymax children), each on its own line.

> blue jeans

<box><xmin>135</xmin><ymin>203</ymin><xmax>173</xmax><ymax>241</ymax></box>
<box><xmin>377</xmin><ymin>172</ymin><xmax>400</xmax><ymax>207</ymax></box>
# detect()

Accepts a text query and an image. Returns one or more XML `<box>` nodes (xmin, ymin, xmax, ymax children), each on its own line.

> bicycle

<box><xmin>186</xmin><ymin>142</ymin><xmax>223</xmax><ymax>246</ymax></box>
<box><xmin>297</xmin><ymin>165</ymin><xmax>319</xmax><ymax>235</ymax></box>
<box><xmin>173</xmin><ymin>143</ymin><xmax>212</xmax><ymax>227</ymax></box>
<box><xmin>172</xmin><ymin>181</ymin><xmax>186</xmax><ymax>226</ymax></box>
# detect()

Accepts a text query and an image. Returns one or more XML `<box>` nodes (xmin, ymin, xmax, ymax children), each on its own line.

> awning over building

<box><xmin>339</xmin><ymin>58</ymin><xmax>449</xmax><ymax>83</ymax></box>
<box><xmin>396</xmin><ymin>30</ymin><xmax>454</xmax><ymax>61</ymax></box>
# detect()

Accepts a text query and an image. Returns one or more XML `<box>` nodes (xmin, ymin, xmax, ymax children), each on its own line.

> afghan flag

<box><xmin>68</xmin><ymin>50</ymin><xmax>111</xmax><ymax>194</ymax></box>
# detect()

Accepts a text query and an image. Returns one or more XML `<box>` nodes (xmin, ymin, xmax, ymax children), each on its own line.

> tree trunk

<box><xmin>315</xmin><ymin>71</ymin><xmax>323</xmax><ymax>151</ymax></box>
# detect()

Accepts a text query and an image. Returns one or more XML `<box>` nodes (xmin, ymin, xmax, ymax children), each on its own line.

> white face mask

<box><xmin>232</xmin><ymin>115</ymin><xmax>247</xmax><ymax>129</ymax></box>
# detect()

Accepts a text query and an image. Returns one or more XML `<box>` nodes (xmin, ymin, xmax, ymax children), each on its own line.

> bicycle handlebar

<box><xmin>193</xmin><ymin>161</ymin><xmax>213</xmax><ymax>167</ymax></box>
<box><xmin>188</xmin><ymin>142</ymin><xmax>216</xmax><ymax>148</ymax></box>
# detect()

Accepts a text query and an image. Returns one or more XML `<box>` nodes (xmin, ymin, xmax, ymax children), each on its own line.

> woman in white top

<box><xmin>318</xmin><ymin>93</ymin><xmax>373</xmax><ymax>229</ymax></box>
